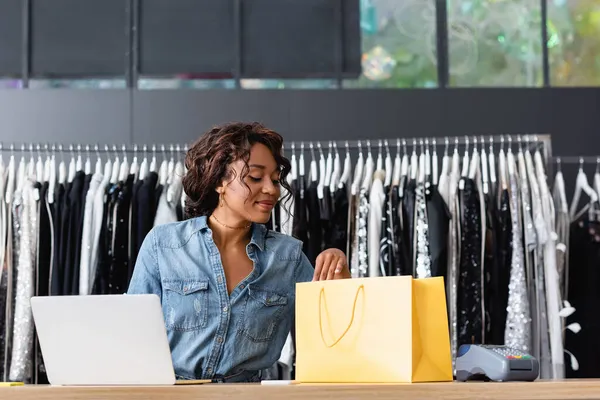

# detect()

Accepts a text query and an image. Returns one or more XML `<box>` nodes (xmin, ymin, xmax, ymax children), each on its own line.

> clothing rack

<box><xmin>285</xmin><ymin>133</ymin><xmax>551</xmax><ymax>151</ymax></box>
<box><xmin>553</xmin><ymin>156</ymin><xmax>600</xmax><ymax>165</ymax></box>
<box><xmin>0</xmin><ymin>133</ymin><xmax>551</xmax><ymax>155</ymax></box>
<box><xmin>0</xmin><ymin>143</ymin><xmax>189</xmax><ymax>154</ymax></box>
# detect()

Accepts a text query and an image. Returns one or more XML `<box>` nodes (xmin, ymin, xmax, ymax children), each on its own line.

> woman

<box><xmin>128</xmin><ymin>122</ymin><xmax>351</xmax><ymax>383</ymax></box>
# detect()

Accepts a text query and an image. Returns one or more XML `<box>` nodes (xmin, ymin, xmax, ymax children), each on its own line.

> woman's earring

<box><xmin>219</xmin><ymin>192</ymin><xmax>224</xmax><ymax>207</ymax></box>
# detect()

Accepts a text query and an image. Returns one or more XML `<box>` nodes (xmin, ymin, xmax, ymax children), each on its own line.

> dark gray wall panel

<box><xmin>0</xmin><ymin>0</ymin><xmax>22</xmax><ymax>75</ymax></box>
<box><xmin>131</xmin><ymin>90</ymin><xmax>292</xmax><ymax>144</ymax></box>
<box><xmin>0</xmin><ymin>90</ymin><xmax>130</xmax><ymax>144</ymax></box>
<box><xmin>31</xmin><ymin>0</ymin><xmax>128</xmax><ymax>76</ymax></box>
<box><xmin>139</xmin><ymin>0</ymin><xmax>235</xmax><ymax>75</ymax></box>
<box><xmin>0</xmin><ymin>88</ymin><xmax>597</xmax><ymax>160</ymax></box>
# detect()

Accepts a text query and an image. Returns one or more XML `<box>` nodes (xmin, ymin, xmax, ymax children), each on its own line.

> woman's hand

<box><xmin>313</xmin><ymin>248</ymin><xmax>351</xmax><ymax>281</ymax></box>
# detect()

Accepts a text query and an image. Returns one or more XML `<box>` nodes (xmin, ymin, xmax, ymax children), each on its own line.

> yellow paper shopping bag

<box><xmin>295</xmin><ymin>276</ymin><xmax>452</xmax><ymax>383</ymax></box>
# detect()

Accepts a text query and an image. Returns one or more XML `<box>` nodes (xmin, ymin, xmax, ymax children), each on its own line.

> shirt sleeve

<box><xmin>294</xmin><ymin>249</ymin><xmax>315</xmax><ymax>284</ymax></box>
<box><xmin>127</xmin><ymin>228</ymin><xmax>162</xmax><ymax>299</ymax></box>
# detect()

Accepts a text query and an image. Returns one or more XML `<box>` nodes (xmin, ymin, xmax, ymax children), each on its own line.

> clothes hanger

<box><xmin>16</xmin><ymin>144</ymin><xmax>26</xmax><ymax>192</ymax></box>
<box><xmin>425</xmin><ymin>138</ymin><xmax>431</xmax><ymax>184</ymax></box>
<box><xmin>506</xmin><ymin>135</ymin><xmax>516</xmax><ymax>178</ymax></box>
<box><xmin>110</xmin><ymin>145</ymin><xmax>120</xmax><ymax>184</ymax></box>
<box><xmin>58</xmin><ymin>144</ymin><xmax>67</xmax><ymax>185</ymax></box>
<box><xmin>461</xmin><ymin>136</ymin><xmax>470</xmax><ymax>179</ymax></box>
<box><xmin>94</xmin><ymin>144</ymin><xmax>102</xmax><ymax>176</ymax></box>
<box><xmin>570</xmin><ymin>158</ymin><xmax>598</xmax><ymax>218</ymax></box>
<box><xmin>35</xmin><ymin>144</ymin><xmax>44</xmax><ymax>183</ymax></box>
<box><xmin>138</xmin><ymin>145</ymin><xmax>148</xmax><ymax>180</ymax></box>
<box><xmin>102</xmin><ymin>145</ymin><xmax>112</xmax><ymax>185</ymax></box>
<box><xmin>410</xmin><ymin>139</ymin><xmax>418</xmax><ymax>180</ymax></box>
<box><xmin>299</xmin><ymin>142</ymin><xmax>305</xmax><ymax>178</ymax></box>
<box><xmin>75</xmin><ymin>144</ymin><xmax>83</xmax><ymax>173</ymax></box>
<box><xmin>417</xmin><ymin>139</ymin><xmax>425</xmax><ymax>184</ymax></box>
<box><xmin>468</xmin><ymin>136</ymin><xmax>480</xmax><ymax>181</ymax></box>
<box><xmin>27</xmin><ymin>143</ymin><xmax>35</xmax><ymax>179</ymax></box>
<box><xmin>309</xmin><ymin>142</ymin><xmax>318</xmax><ymax>183</ymax></box>
<box><xmin>130</xmin><ymin>144</ymin><xmax>140</xmax><ymax>178</ymax></box>
<box><xmin>431</xmin><ymin>139</ymin><xmax>438</xmax><ymax>186</ymax></box>
<box><xmin>498</xmin><ymin>136</ymin><xmax>507</xmax><ymax>191</ymax></box>
<box><xmin>67</xmin><ymin>144</ymin><xmax>76</xmax><ymax>182</ymax></box>
<box><xmin>361</xmin><ymin>140</ymin><xmax>374</xmax><ymax>191</ymax></box>
<box><xmin>290</xmin><ymin>143</ymin><xmax>298</xmax><ymax>182</ymax></box>
<box><xmin>339</xmin><ymin>141</ymin><xmax>352</xmax><ymax>189</ymax></box>
<box><xmin>400</xmin><ymin>139</ymin><xmax>409</xmax><ymax>179</ymax></box>
<box><xmin>351</xmin><ymin>141</ymin><xmax>364</xmax><ymax>195</ymax></box>
<box><xmin>488</xmin><ymin>136</ymin><xmax>497</xmax><ymax>191</ymax></box>
<box><xmin>47</xmin><ymin>145</ymin><xmax>56</xmax><ymax>203</ymax></box>
<box><xmin>159</xmin><ymin>145</ymin><xmax>168</xmax><ymax>185</ymax></box>
<box><xmin>149</xmin><ymin>145</ymin><xmax>157</xmax><ymax>173</ymax></box>
<box><xmin>317</xmin><ymin>142</ymin><xmax>326</xmax><ymax>199</ymax></box>
<box><xmin>437</xmin><ymin>138</ymin><xmax>449</xmax><ymax>201</ymax></box>
<box><xmin>553</xmin><ymin>158</ymin><xmax>568</xmax><ymax>214</ymax></box>
<box><xmin>384</xmin><ymin>140</ymin><xmax>392</xmax><ymax>187</ymax></box>
<box><xmin>330</xmin><ymin>142</ymin><xmax>341</xmax><ymax>191</ymax></box>
<box><xmin>392</xmin><ymin>139</ymin><xmax>401</xmax><ymax>185</ymax></box>
<box><xmin>83</xmin><ymin>145</ymin><xmax>91</xmax><ymax>175</ymax></box>
<box><xmin>43</xmin><ymin>144</ymin><xmax>51</xmax><ymax>183</ymax></box>
<box><xmin>450</xmin><ymin>138</ymin><xmax>461</xmax><ymax>190</ymax></box>
<box><xmin>118</xmin><ymin>145</ymin><xmax>129</xmax><ymax>182</ymax></box>
<box><xmin>479</xmin><ymin>136</ymin><xmax>489</xmax><ymax>195</ymax></box>
<box><xmin>324</xmin><ymin>142</ymin><xmax>334</xmax><ymax>190</ymax></box>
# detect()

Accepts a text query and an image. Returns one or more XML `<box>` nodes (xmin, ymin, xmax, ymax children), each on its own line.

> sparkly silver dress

<box><xmin>504</xmin><ymin>172</ymin><xmax>532</xmax><ymax>352</ymax></box>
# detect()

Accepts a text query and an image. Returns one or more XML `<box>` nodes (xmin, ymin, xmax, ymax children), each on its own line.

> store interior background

<box><xmin>0</xmin><ymin>0</ymin><xmax>598</xmax><ymax>197</ymax></box>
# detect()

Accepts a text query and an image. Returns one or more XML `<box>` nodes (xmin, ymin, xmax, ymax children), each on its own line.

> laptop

<box><xmin>31</xmin><ymin>294</ymin><xmax>197</xmax><ymax>386</ymax></box>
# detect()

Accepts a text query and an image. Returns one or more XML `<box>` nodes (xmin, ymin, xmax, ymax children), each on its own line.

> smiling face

<box><xmin>217</xmin><ymin>142</ymin><xmax>281</xmax><ymax>224</ymax></box>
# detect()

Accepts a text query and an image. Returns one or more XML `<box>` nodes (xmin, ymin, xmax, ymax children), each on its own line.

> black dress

<box><xmin>292</xmin><ymin>177</ymin><xmax>309</xmax><ymax>254</ymax></box>
<box><xmin>401</xmin><ymin>179</ymin><xmax>416</xmax><ymax>268</ymax></box>
<box><xmin>426</xmin><ymin>184</ymin><xmax>450</xmax><ymax>278</ymax></box>
<box><xmin>111</xmin><ymin>175</ymin><xmax>134</xmax><ymax>294</ymax></box>
<box><xmin>488</xmin><ymin>189</ymin><xmax>512</xmax><ymax>345</ymax></box>
<box><xmin>457</xmin><ymin>178</ymin><xmax>483</xmax><ymax>346</ymax></box>
<box><xmin>330</xmin><ymin>184</ymin><xmax>349</xmax><ymax>253</ymax></box>
<box><xmin>565</xmin><ymin>212</ymin><xmax>600</xmax><ymax>378</ymax></box>
<box><xmin>63</xmin><ymin>171</ymin><xmax>86</xmax><ymax>295</ymax></box>
<box><xmin>305</xmin><ymin>181</ymin><xmax>322</xmax><ymax>266</ymax></box>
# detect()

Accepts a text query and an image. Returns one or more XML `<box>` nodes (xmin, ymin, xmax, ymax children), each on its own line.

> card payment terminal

<box><xmin>456</xmin><ymin>344</ymin><xmax>539</xmax><ymax>382</ymax></box>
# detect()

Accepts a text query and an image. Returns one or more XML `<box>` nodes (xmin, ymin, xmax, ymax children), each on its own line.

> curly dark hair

<box><xmin>182</xmin><ymin>122</ymin><xmax>292</xmax><ymax>218</ymax></box>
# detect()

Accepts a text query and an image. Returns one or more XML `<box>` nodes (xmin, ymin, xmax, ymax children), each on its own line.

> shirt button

<box><xmin>217</xmin><ymin>276</ymin><xmax>223</xmax><ymax>283</ymax></box>
<box><xmin>217</xmin><ymin>336</ymin><xmax>223</xmax><ymax>344</ymax></box>
<box><xmin>207</xmin><ymin>367</ymin><xmax>213</xmax><ymax>374</ymax></box>
<box><xmin>223</xmin><ymin>306</ymin><xmax>228</xmax><ymax>313</ymax></box>
<box><xmin>239</xmin><ymin>284</ymin><xmax>245</xmax><ymax>289</ymax></box>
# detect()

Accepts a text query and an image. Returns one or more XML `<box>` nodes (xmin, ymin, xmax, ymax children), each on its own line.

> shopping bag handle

<box><xmin>318</xmin><ymin>284</ymin><xmax>364</xmax><ymax>348</ymax></box>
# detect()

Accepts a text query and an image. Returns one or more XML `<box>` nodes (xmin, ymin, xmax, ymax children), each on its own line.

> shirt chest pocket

<box><xmin>239</xmin><ymin>285</ymin><xmax>288</xmax><ymax>343</ymax></box>
<box><xmin>163</xmin><ymin>279</ymin><xmax>209</xmax><ymax>331</ymax></box>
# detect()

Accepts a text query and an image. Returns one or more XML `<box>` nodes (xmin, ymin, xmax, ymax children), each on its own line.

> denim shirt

<box><xmin>127</xmin><ymin>216</ymin><xmax>314</xmax><ymax>382</ymax></box>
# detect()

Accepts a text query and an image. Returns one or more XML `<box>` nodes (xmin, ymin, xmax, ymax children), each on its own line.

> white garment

<box><xmin>277</xmin><ymin>332</ymin><xmax>295</xmax><ymax>380</ymax></box>
<box><xmin>368</xmin><ymin>171</ymin><xmax>385</xmax><ymax>277</ymax></box>
<box><xmin>79</xmin><ymin>173</ymin><xmax>103</xmax><ymax>295</ymax></box>
<box><xmin>89</xmin><ymin>172</ymin><xmax>111</xmax><ymax>291</ymax></box>
<box><xmin>535</xmin><ymin>155</ymin><xmax>565</xmax><ymax>379</ymax></box>
<box><xmin>0</xmin><ymin>162</ymin><xmax>6</xmax><ymax>287</ymax></box>
<box><xmin>279</xmin><ymin>184</ymin><xmax>295</xmax><ymax>236</ymax></box>
<box><xmin>9</xmin><ymin>179</ymin><xmax>37</xmax><ymax>382</ymax></box>
<box><xmin>155</xmin><ymin>165</ymin><xmax>184</xmax><ymax>227</ymax></box>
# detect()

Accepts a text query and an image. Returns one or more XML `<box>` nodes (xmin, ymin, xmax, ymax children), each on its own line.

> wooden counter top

<box><xmin>1</xmin><ymin>380</ymin><xmax>600</xmax><ymax>400</ymax></box>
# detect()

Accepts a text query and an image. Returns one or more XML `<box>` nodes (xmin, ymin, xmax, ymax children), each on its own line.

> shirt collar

<box><xmin>195</xmin><ymin>215</ymin><xmax>266</xmax><ymax>251</ymax></box>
